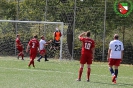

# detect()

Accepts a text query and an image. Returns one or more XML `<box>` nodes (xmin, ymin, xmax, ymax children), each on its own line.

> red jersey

<box><xmin>28</xmin><ymin>38</ymin><xmax>39</xmax><ymax>54</ymax></box>
<box><xmin>80</xmin><ymin>37</ymin><xmax>95</xmax><ymax>55</ymax></box>
<box><xmin>16</xmin><ymin>38</ymin><xmax>21</xmax><ymax>47</ymax></box>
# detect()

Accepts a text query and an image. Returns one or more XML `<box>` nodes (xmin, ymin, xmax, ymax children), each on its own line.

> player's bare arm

<box><xmin>121</xmin><ymin>50</ymin><xmax>124</xmax><ymax>60</ymax></box>
<box><xmin>46</xmin><ymin>40</ymin><xmax>52</xmax><ymax>44</ymax></box>
<box><xmin>26</xmin><ymin>44</ymin><xmax>30</xmax><ymax>53</ymax></box>
<box><xmin>107</xmin><ymin>49</ymin><xmax>111</xmax><ymax>61</ymax></box>
<box><xmin>78</xmin><ymin>32</ymin><xmax>86</xmax><ymax>39</ymax></box>
<box><xmin>92</xmin><ymin>48</ymin><xmax>95</xmax><ymax>60</ymax></box>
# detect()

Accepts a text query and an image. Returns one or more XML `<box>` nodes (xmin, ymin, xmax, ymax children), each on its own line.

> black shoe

<box><xmin>37</xmin><ymin>59</ymin><xmax>40</xmax><ymax>62</ymax></box>
<box><xmin>76</xmin><ymin>79</ymin><xmax>81</xmax><ymax>81</ymax></box>
<box><xmin>33</xmin><ymin>66</ymin><xmax>35</xmax><ymax>68</ymax></box>
<box><xmin>17</xmin><ymin>56</ymin><xmax>19</xmax><ymax>59</ymax></box>
<box><xmin>45</xmin><ymin>59</ymin><xmax>49</xmax><ymax>61</ymax></box>
<box><xmin>87</xmin><ymin>79</ymin><xmax>90</xmax><ymax>82</ymax></box>
<box><xmin>28</xmin><ymin>66</ymin><xmax>30</xmax><ymax>68</ymax></box>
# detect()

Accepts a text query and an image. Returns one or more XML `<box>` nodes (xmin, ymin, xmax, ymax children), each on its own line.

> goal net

<box><xmin>0</xmin><ymin>20</ymin><xmax>67</xmax><ymax>60</ymax></box>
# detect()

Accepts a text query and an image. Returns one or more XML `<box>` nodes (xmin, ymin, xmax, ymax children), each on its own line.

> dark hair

<box><xmin>114</xmin><ymin>34</ymin><xmax>119</xmax><ymax>39</ymax></box>
<box><xmin>114</xmin><ymin>35</ymin><xmax>119</xmax><ymax>39</ymax></box>
<box><xmin>86</xmin><ymin>31</ymin><xmax>90</xmax><ymax>37</ymax></box>
<box><xmin>41</xmin><ymin>35</ymin><xmax>44</xmax><ymax>39</ymax></box>
<box><xmin>34</xmin><ymin>35</ymin><xmax>38</xmax><ymax>38</ymax></box>
<box><xmin>16</xmin><ymin>34</ymin><xmax>19</xmax><ymax>37</ymax></box>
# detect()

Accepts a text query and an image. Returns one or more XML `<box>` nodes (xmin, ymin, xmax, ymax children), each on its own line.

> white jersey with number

<box><xmin>109</xmin><ymin>40</ymin><xmax>124</xmax><ymax>59</ymax></box>
<box><xmin>39</xmin><ymin>39</ymin><xmax>46</xmax><ymax>50</ymax></box>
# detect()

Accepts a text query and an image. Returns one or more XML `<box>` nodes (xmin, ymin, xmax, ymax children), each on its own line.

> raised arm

<box><xmin>78</xmin><ymin>32</ymin><xmax>86</xmax><ymax>39</ymax></box>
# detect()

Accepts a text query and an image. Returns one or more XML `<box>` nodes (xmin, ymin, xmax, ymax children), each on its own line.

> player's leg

<box><xmin>113</xmin><ymin>66</ymin><xmax>118</xmax><ymax>83</ymax></box>
<box><xmin>20</xmin><ymin>50</ymin><xmax>24</xmax><ymax>60</ymax></box>
<box><xmin>49</xmin><ymin>41</ymin><xmax>54</xmax><ymax>50</ymax></box>
<box><xmin>109</xmin><ymin>65</ymin><xmax>114</xmax><ymax>76</ymax></box>
<box><xmin>28</xmin><ymin>53</ymin><xmax>35</xmax><ymax>67</ymax></box>
<box><xmin>17</xmin><ymin>48</ymin><xmax>21</xmax><ymax>59</ymax></box>
<box><xmin>77</xmin><ymin>64</ymin><xmax>84</xmax><ymax>81</ymax></box>
<box><xmin>44</xmin><ymin>54</ymin><xmax>49</xmax><ymax>61</ymax></box>
<box><xmin>77</xmin><ymin>54</ymin><xmax>85</xmax><ymax>81</ymax></box>
<box><xmin>31</xmin><ymin>53</ymin><xmax>37</xmax><ymax>68</ymax></box>
<box><xmin>17</xmin><ymin>46</ymin><xmax>24</xmax><ymax>60</ymax></box>
<box><xmin>108</xmin><ymin>58</ymin><xmax>117</xmax><ymax>83</ymax></box>
<box><xmin>20</xmin><ymin>46</ymin><xmax>24</xmax><ymax>60</ymax></box>
<box><xmin>86</xmin><ymin>55</ymin><xmax>92</xmax><ymax>82</ymax></box>
<box><xmin>54</xmin><ymin>40</ymin><xmax>60</xmax><ymax>50</ymax></box>
<box><xmin>113</xmin><ymin>59</ymin><xmax>121</xmax><ymax>83</ymax></box>
<box><xmin>114</xmin><ymin>59</ymin><xmax>121</xmax><ymax>78</ymax></box>
<box><xmin>87</xmin><ymin>64</ymin><xmax>91</xmax><ymax>82</ymax></box>
<box><xmin>37</xmin><ymin>55</ymin><xmax>43</xmax><ymax>62</ymax></box>
<box><xmin>108</xmin><ymin>59</ymin><xmax>115</xmax><ymax>76</ymax></box>
<box><xmin>28</xmin><ymin>55</ymin><xmax>32</xmax><ymax>67</ymax></box>
<box><xmin>114</xmin><ymin>66</ymin><xmax>118</xmax><ymax>78</ymax></box>
<box><xmin>37</xmin><ymin>50</ymin><xmax>44</xmax><ymax>62</ymax></box>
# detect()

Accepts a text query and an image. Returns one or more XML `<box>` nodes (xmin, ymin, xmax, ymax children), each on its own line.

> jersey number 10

<box><xmin>85</xmin><ymin>43</ymin><xmax>91</xmax><ymax>50</ymax></box>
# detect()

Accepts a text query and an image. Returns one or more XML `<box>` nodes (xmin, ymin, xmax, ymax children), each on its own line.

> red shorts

<box><xmin>80</xmin><ymin>54</ymin><xmax>92</xmax><ymax>64</ymax></box>
<box><xmin>17</xmin><ymin>46</ymin><xmax>23</xmax><ymax>52</ymax></box>
<box><xmin>108</xmin><ymin>58</ymin><xmax>122</xmax><ymax>66</ymax></box>
<box><xmin>30</xmin><ymin>53</ymin><xmax>37</xmax><ymax>60</ymax></box>
<box><xmin>30</xmin><ymin>50</ymin><xmax>37</xmax><ymax>60</ymax></box>
<box><xmin>39</xmin><ymin>50</ymin><xmax>46</xmax><ymax>55</ymax></box>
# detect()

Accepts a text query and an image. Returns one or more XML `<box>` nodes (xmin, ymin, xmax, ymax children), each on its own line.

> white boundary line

<box><xmin>0</xmin><ymin>67</ymin><xmax>132</xmax><ymax>80</ymax></box>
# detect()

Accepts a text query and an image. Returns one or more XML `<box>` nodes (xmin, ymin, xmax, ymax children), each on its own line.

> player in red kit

<box><xmin>26</xmin><ymin>35</ymin><xmax>39</xmax><ymax>68</ymax></box>
<box><xmin>77</xmin><ymin>31</ymin><xmax>95</xmax><ymax>82</ymax></box>
<box><xmin>15</xmin><ymin>34</ymin><xmax>24</xmax><ymax>60</ymax></box>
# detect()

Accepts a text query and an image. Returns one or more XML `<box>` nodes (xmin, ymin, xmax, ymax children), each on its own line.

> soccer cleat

<box><xmin>113</xmin><ymin>80</ymin><xmax>116</xmax><ymax>84</ymax></box>
<box><xmin>87</xmin><ymin>79</ymin><xmax>90</xmax><ymax>82</ymax></box>
<box><xmin>112</xmin><ymin>75</ymin><xmax>116</xmax><ymax>82</ymax></box>
<box><xmin>76</xmin><ymin>79</ymin><xmax>81</xmax><ymax>81</ymax></box>
<box><xmin>45</xmin><ymin>59</ymin><xmax>49</xmax><ymax>62</ymax></box>
<box><xmin>28</xmin><ymin>66</ymin><xmax>30</xmax><ymax>68</ymax></box>
<box><xmin>33</xmin><ymin>66</ymin><xmax>35</xmax><ymax>68</ymax></box>
<box><xmin>17</xmin><ymin>56</ymin><xmax>19</xmax><ymax>59</ymax></box>
<box><xmin>37</xmin><ymin>59</ymin><xmax>40</xmax><ymax>62</ymax></box>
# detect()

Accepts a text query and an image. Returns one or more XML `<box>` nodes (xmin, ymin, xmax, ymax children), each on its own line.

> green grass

<box><xmin>0</xmin><ymin>56</ymin><xmax>133</xmax><ymax>88</ymax></box>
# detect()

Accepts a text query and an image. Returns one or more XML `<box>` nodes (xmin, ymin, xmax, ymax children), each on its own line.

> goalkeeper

<box><xmin>52</xmin><ymin>28</ymin><xmax>62</xmax><ymax>50</ymax></box>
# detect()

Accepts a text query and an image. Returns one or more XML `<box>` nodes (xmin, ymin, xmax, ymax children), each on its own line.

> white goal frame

<box><xmin>0</xmin><ymin>20</ymin><xmax>64</xmax><ymax>60</ymax></box>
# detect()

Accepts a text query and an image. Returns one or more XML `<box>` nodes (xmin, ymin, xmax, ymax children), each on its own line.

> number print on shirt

<box><xmin>85</xmin><ymin>43</ymin><xmax>91</xmax><ymax>50</ymax></box>
<box><xmin>32</xmin><ymin>43</ymin><xmax>35</xmax><ymax>48</ymax></box>
<box><xmin>115</xmin><ymin>45</ymin><xmax>121</xmax><ymax>51</ymax></box>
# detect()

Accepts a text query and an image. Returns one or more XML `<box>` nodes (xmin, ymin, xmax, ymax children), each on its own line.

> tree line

<box><xmin>0</xmin><ymin>0</ymin><xmax>133</xmax><ymax>64</ymax></box>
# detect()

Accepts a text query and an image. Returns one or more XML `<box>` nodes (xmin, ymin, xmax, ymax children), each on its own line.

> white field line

<box><xmin>0</xmin><ymin>66</ymin><xmax>132</xmax><ymax>80</ymax></box>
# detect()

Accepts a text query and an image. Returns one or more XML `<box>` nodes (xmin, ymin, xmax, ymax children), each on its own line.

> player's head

<box><xmin>33</xmin><ymin>35</ymin><xmax>38</xmax><ymax>38</ymax></box>
<box><xmin>114</xmin><ymin>34</ymin><xmax>119</xmax><ymax>40</ymax></box>
<box><xmin>55</xmin><ymin>28</ymin><xmax>59</xmax><ymax>32</ymax></box>
<box><xmin>16</xmin><ymin>34</ymin><xmax>20</xmax><ymax>38</ymax></box>
<box><xmin>86</xmin><ymin>31</ymin><xmax>90</xmax><ymax>37</ymax></box>
<box><xmin>41</xmin><ymin>35</ymin><xmax>45</xmax><ymax>40</ymax></box>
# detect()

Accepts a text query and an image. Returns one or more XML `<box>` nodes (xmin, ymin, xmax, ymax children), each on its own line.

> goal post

<box><xmin>0</xmin><ymin>20</ymin><xmax>64</xmax><ymax>60</ymax></box>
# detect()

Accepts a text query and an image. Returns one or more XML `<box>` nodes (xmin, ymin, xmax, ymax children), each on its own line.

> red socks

<box><xmin>87</xmin><ymin>68</ymin><xmax>91</xmax><ymax>80</ymax></box>
<box><xmin>78</xmin><ymin>68</ymin><xmax>83</xmax><ymax>80</ymax></box>
<box><xmin>18</xmin><ymin>52</ymin><xmax>24</xmax><ymax>59</ymax></box>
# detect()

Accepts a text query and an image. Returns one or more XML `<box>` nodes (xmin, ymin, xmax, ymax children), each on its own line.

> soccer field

<box><xmin>0</xmin><ymin>56</ymin><xmax>133</xmax><ymax>88</ymax></box>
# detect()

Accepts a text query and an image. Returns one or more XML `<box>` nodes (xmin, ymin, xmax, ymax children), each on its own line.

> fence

<box><xmin>0</xmin><ymin>0</ymin><xmax>133</xmax><ymax>64</ymax></box>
